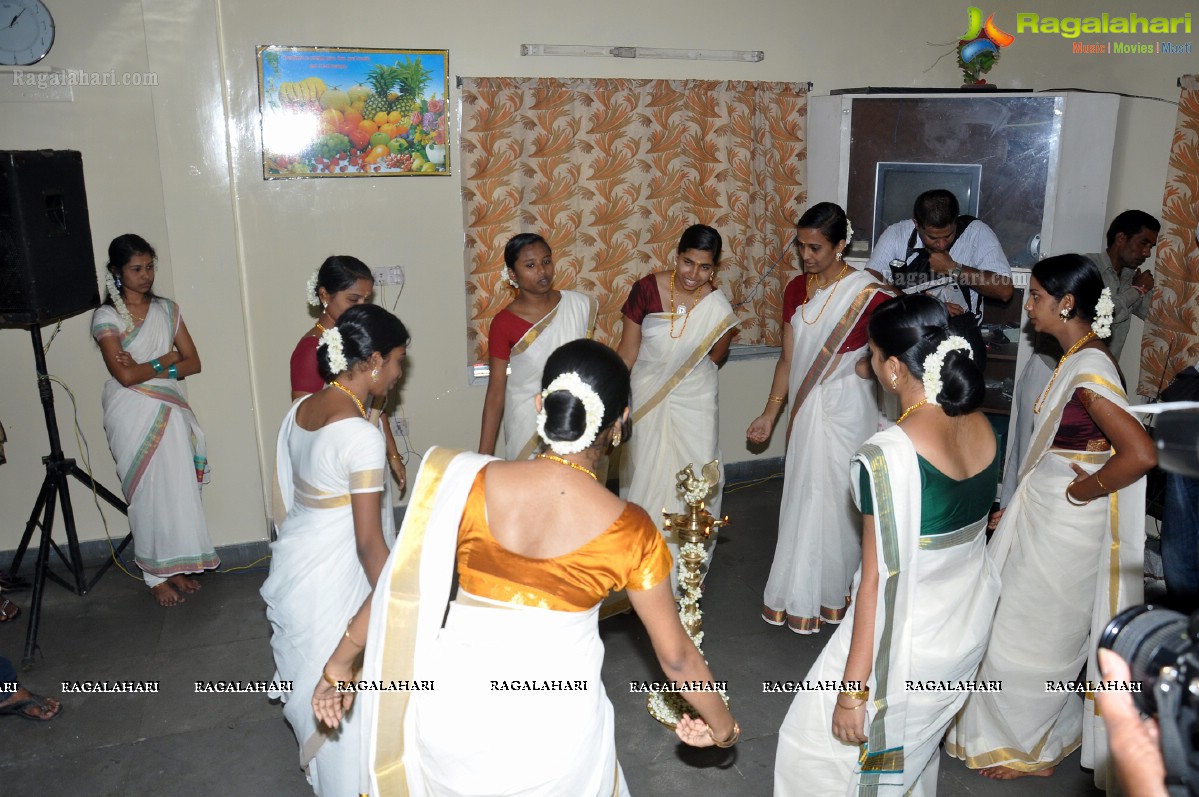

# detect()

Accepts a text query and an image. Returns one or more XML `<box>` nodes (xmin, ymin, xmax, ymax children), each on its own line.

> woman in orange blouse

<box><xmin>314</xmin><ymin>340</ymin><xmax>738</xmax><ymax>796</ymax></box>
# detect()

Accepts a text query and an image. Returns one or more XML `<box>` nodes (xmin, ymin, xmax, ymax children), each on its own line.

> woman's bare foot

<box><xmin>151</xmin><ymin>582</ymin><xmax>184</xmax><ymax>607</ymax></box>
<box><xmin>979</xmin><ymin>765</ymin><xmax>1055</xmax><ymax>780</ymax></box>
<box><xmin>168</xmin><ymin>574</ymin><xmax>201</xmax><ymax>594</ymax></box>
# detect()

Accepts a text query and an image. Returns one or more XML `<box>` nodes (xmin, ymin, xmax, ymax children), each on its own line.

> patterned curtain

<box><xmin>1139</xmin><ymin>75</ymin><xmax>1199</xmax><ymax>398</ymax></box>
<box><xmin>458</xmin><ymin>77</ymin><xmax>807</xmax><ymax>365</ymax></box>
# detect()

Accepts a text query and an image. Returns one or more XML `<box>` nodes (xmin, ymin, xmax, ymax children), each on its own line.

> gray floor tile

<box><xmin>0</xmin><ymin>476</ymin><xmax>1108</xmax><ymax>796</ymax></box>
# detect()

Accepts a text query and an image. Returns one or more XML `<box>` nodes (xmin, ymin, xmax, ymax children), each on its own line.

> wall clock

<box><xmin>0</xmin><ymin>0</ymin><xmax>54</xmax><ymax>66</ymax></box>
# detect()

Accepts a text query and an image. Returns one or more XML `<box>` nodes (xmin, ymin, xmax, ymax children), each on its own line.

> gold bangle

<box><xmin>320</xmin><ymin>669</ymin><xmax>342</xmax><ymax>689</ymax></box>
<box><xmin>839</xmin><ymin>688</ymin><xmax>869</xmax><ymax>700</ymax></box>
<box><xmin>1094</xmin><ymin>473</ymin><xmax>1110</xmax><ymax>493</ymax></box>
<box><xmin>1065</xmin><ymin>485</ymin><xmax>1091</xmax><ymax>506</ymax></box>
<box><xmin>708</xmin><ymin>720</ymin><xmax>740</xmax><ymax>748</ymax></box>
<box><xmin>836</xmin><ymin>700</ymin><xmax>866</xmax><ymax>710</ymax></box>
<box><xmin>344</xmin><ymin>628</ymin><xmax>364</xmax><ymax>648</ymax></box>
<box><xmin>767</xmin><ymin>394</ymin><xmax>786</xmax><ymax>404</ymax></box>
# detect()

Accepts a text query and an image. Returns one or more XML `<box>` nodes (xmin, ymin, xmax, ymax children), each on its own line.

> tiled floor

<box><xmin>0</xmin><ymin>475</ymin><xmax>1103</xmax><ymax>796</ymax></box>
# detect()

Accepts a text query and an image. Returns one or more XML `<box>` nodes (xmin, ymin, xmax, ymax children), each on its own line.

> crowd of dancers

<box><xmin>82</xmin><ymin>190</ymin><xmax>1158</xmax><ymax>794</ymax></box>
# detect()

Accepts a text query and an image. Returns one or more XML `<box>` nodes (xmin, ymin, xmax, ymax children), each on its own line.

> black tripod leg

<box><xmin>68</xmin><ymin>463</ymin><xmax>133</xmax><ymax>591</ymax></box>
<box><xmin>22</xmin><ymin>478</ymin><xmax>59</xmax><ymax>670</ymax></box>
<box><xmin>68</xmin><ymin>463</ymin><xmax>127</xmax><ymax>513</ymax></box>
<box><xmin>52</xmin><ymin>467</ymin><xmax>88</xmax><ymax>594</ymax></box>
<box><xmin>8</xmin><ymin>474</ymin><xmax>53</xmax><ymax>576</ymax></box>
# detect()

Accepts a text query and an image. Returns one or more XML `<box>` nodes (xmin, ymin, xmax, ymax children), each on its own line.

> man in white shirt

<box><xmin>866</xmin><ymin>189</ymin><xmax>1014</xmax><ymax>367</ymax></box>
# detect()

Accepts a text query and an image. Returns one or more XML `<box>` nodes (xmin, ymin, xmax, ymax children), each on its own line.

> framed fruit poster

<box><xmin>257</xmin><ymin>45</ymin><xmax>450</xmax><ymax>179</ymax></box>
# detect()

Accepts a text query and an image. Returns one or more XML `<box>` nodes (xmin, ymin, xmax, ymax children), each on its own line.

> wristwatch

<box><xmin>950</xmin><ymin>263</ymin><xmax>965</xmax><ymax>282</ymax></box>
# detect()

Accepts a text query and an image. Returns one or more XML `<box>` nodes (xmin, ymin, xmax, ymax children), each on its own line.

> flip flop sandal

<box><xmin>0</xmin><ymin>598</ymin><xmax>19</xmax><ymax>623</ymax></box>
<box><xmin>0</xmin><ymin>694</ymin><xmax>63</xmax><ymax>721</ymax></box>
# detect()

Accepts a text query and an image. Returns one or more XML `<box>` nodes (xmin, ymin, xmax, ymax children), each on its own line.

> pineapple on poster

<box><xmin>257</xmin><ymin>46</ymin><xmax>450</xmax><ymax>179</ymax></box>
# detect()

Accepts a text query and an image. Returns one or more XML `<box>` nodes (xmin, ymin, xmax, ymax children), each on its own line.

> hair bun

<box><xmin>536</xmin><ymin>372</ymin><xmax>605</xmax><ymax>455</ymax></box>
<box><xmin>934</xmin><ymin>348</ymin><xmax>985</xmax><ymax>417</ymax></box>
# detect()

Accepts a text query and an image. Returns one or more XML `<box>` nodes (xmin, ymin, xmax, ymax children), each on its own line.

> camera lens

<box><xmin>1099</xmin><ymin>604</ymin><xmax>1190</xmax><ymax>716</ymax></box>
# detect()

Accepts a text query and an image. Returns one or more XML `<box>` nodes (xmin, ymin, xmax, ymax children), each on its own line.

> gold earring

<box><xmin>611</xmin><ymin>424</ymin><xmax>622</xmax><ymax>448</ymax></box>
<box><xmin>372</xmin><ymin>368</ymin><xmax>379</xmax><ymax>382</ymax></box>
<box><xmin>889</xmin><ymin>373</ymin><xmax>898</xmax><ymax>390</ymax></box>
<box><xmin>1059</xmin><ymin>307</ymin><xmax>1070</xmax><ymax>321</ymax></box>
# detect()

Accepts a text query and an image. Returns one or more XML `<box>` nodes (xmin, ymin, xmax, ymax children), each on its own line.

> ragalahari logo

<box><xmin>960</xmin><ymin>7</ymin><xmax>1015</xmax><ymax>64</ymax></box>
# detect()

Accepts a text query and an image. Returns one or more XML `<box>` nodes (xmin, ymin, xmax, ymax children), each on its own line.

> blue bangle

<box><xmin>150</xmin><ymin>358</ymin><xmax>164</xmax><ymax>375</ymax></box>
<box><xmin>167</xmin><ymin>363</ymin><xmax>178</xmax><ymax>379</ymax></box>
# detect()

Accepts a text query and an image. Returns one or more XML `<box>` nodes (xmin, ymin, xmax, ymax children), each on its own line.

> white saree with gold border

<box><xmin>946</xmin><ymin>348</ymin><xmax>1145</xmax><ymax>789</ymax></box>
<box><xmin>763</xmin><ymin>270</ymin><xmax>884</xmax><ymax>629</ymax></box>
<box><xmin>775</xmin><ymin>426</ymin><xmax>999</xmax><ymax>796</ymax></box>
<box><xmin>262</xmin><ymin>397</ymin><xmax>387</xmax><ymax>796</ymax></box>
<box><xmin>503</xmin><ymin>290</ymin><xmax>598</xmax><ymax>461</ymax></box>
<box><xmin>360</xmin><ymin>448</ymin><xmax>628</xmax><ymax>796</ymax></box>
<box><xmin>621</xmin><ymin>290</ymin><xmax>737</xmax><ymax>587</ymax></box>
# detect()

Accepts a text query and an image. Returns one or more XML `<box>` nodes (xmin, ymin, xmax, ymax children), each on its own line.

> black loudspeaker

<box><xmin>0</xmin><ymin>150</ymin><xmax>99</xmax><ymax>327</ymax></box>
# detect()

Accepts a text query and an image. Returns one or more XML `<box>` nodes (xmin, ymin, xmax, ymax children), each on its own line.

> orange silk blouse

<box><xmin>456</xmin><ymin>469</ymin><xmax>672</xmax><ymax>611</ymax></box>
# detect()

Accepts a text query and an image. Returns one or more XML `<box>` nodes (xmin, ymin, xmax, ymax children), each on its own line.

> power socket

<box><xmin>392</xmin><ymin>416</ymin><xmax>410</xmax><ymax>438</ymax></box>
<box><xmin>373</xmin><ymin>265</ymin><xmax>406</xmax><ymax>287</ymax></box>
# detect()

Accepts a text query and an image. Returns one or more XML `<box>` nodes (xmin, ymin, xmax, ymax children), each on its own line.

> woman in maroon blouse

<box><xmin>291</xmin><ymin>256</ymin><xmax>406</xmax><ymax>492</ymax></box>
<box><xmin>615</xmin><ymin>224</ymin><xmax>738</xmax><ymax>592</ymax></box>
<box><xmin>948</xmin><ymin>253</ymin><xmax>1156</xmax><ymax>783</ymax></box>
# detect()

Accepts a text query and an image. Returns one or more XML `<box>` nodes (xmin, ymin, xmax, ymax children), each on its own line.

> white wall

<box><xmin>0</xmin><ymin>0</ymin><xmax>1189</xmax><ymax>550</ymax></box>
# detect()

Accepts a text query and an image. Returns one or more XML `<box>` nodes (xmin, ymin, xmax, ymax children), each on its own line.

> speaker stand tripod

<box><xmin>7</xmin><ymin>324</ymin><xmax>131</xmax><ymax>668</ymax></box>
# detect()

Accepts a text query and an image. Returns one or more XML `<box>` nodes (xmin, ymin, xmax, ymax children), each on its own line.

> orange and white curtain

<box><xmin>457</xmin><ymin>76</ymin><xmax>808</xmax><ymax>364</ymax></box>
<box><xmin>1139</xmin><ymin>75</ymin><xmax>1199</xmax><ymax>398</ymax></box>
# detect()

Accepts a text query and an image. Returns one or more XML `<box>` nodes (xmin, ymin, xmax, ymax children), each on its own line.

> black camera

<box><xmin>1099</xmin><ymin>604</ymin><xmax>1199</xmax><ymax>794</ymax></box>
<box><xmin>1100</xmin><ymin>604</ymin><xmax>1199</xmax><ymax>716</ymax></box>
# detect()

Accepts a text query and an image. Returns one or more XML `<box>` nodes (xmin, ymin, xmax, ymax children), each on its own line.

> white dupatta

<box><xmin>359</xmin><ymin>447</ymin><xmax>494</xmax><ymax>796</ymax></box>
<box><xmin>504</xmin><ymin>291</ymin><xmax>598</xmax><ymax>460</ymax></box>
<box><xmin>623</xmin><ymin>289</ymin><xmax>737</xmax><ymax>519</ymax></box>
<box><xmin>851</xmin><ymin>426</ymin><xmax>923</xmax><ymax>791</ymax></box>
<box><xmin>786</xmin><ymin>269</ymin><xmax>886</xmax><ymax>419</ymax></box>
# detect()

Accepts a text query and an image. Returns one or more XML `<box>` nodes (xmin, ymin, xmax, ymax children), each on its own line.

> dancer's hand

<box><xmin>1066</xmin><ymin>463</ymin><xmax>1092</xmax><ymax>503</ymax></box>
<box><xmin>674</xmin><ymin>713</ymin><xmax>718</xmax><ymax>747</ymax></box>
<box><xmin>831</xmin><ymin>701</ymin><xmax>867</xmax><ymax>745</ymax></box>
<box><xmin>388</xmin><ymin>455</ymin><xmax>407</xmax><ymax>492</ymax></box>
<box><xmin>312</xmin><ymin>665</ymin><xmax>356</xmax><ymax>729</ymax></box>
<box><xmin>747</xmin><ymin>415</ymin><xmax>773</xmax><ymax>444</ymax></box>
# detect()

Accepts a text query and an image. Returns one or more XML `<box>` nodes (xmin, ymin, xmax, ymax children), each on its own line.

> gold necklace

<box><xmin>897</xmin><ymin>399</ymin><xmax>928</xmax><ymax>424</ymax></box>
<box><xmin>538</xmin><ymin>452</ymin><xmax>597</xmax><ymax>480</ymax></box>
<box><xmin>328</xmin><ymin>380</ymin><xmax>367</xmax><ymax>418</ymax></box>
<box><xmin>315</xmin><ymin>322</ymin><xmax>328</xmax><ymax>333</ymax></box>
<box><xmin>800</xmin><ymin>263</ymin><xmax>850</xmax><ymax>326</ymax></box>
<box><xmin>668</xmin><ymin>271</ymin><xmax>703</xmax><ymax>339</ymax></box>
<box><xmin>1033</xmin><ymin>331</ymin><xmax>1097</xmax><ymax>414</ymax></box>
